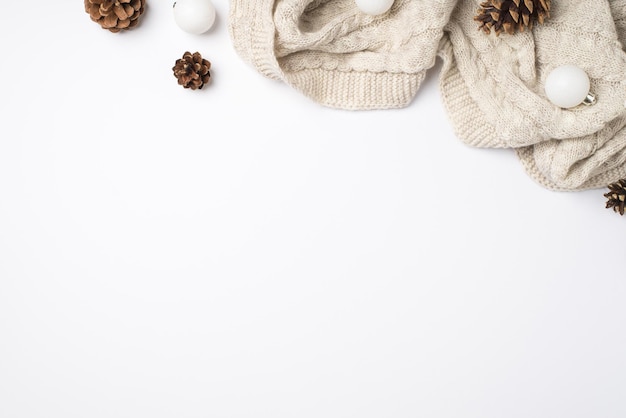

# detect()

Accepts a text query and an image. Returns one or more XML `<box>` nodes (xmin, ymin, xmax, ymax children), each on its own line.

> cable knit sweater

<box><xmin>229</xmin><ymin>0</ymin><xmax>458</xmax><ymax>109</ymax></box>
<box><xmin>515</xmin><ymin>1</ymin><xmax>626</xmax><ymax>190</ymax></box>
<box><xmin>439</xmin><ymin>0</ymin><xmax>626</xmax><ymax>190</ymax></box>
<box><xmin>229</xmin><ymin>0</ymin><xmax>626</xmax><ymax>191</ymax></box>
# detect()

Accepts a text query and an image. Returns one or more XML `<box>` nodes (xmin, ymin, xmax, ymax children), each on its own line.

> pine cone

<box><xmin>604</xmin><ymin>179</ymin><xmax>626</xmax><ymax>216</ymax></box>
<box><xmin>173</xmin><ymin>52</ymin><xmax>212</xmax><ymax>90</ymax></box>
<box><xmin>84</xmin><ymin>0</ymin><xmax>146</xmax><ymax>33</ymax></box>
<box><xmin>475</xmin><ymin>0</ymin><xmax>550</xmax><ymax>36</ymax></box>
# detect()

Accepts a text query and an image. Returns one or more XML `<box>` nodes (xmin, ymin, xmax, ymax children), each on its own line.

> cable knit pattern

<box><xmin>229</xmin><ymin>0</ymin><xmax>626</xmax><ymax>190</ymax></box>
<box><xmin>515</xmin><ymin>0</ymin><xmax>626</xmax><ymax>191</ymax></box>
<box><xmin>439</xmin><ymin>0</ymin><xmax>626</xmax><ymax>190</ymax></box>
<box><xmin>229</xmin><ymin>0</ymin><xmax>458</xmax><ymax>110</ymax></box>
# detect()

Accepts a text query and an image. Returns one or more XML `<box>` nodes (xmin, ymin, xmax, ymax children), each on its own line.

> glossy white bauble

<box><xmin>355</xmin><ymin>0</ymin><xmax>394</xmax><ymax>16</ymax></box>
<box><xmin>545</xmin><ymin>65</ymin><xmax>591</xmax><ymax>109</ymax></box>
<box><xmin>173</xmin><ymin>0</ymin><xmax>216</xmax><ymax>35</ymax></box>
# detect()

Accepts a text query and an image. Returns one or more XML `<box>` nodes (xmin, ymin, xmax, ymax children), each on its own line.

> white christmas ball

<box><xmin>544</xmin><ymin>65</ymin><xmax>591</xmax><ymax>109</ymax></box>
<box><xmin>173</xmin><ymin>0</ymin><xmax>216</xmax><ymax>35</ymax></box>
<box><xmin>355</xmin><ymin>0</ymin><xmax>394</xmax><ymax>16</ymax></box>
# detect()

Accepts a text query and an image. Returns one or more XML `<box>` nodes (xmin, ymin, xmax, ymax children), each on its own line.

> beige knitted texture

<box><xmin>515</xmin><ymin>0</ymin><xmax>626</xmax><ymax>191</ymax></box>
<box><xmin>229</xmin><ymin>0</ymin><xmax>282</xmax><ymax>80</ymax></box>
<box><xmin>440</xmin><ymin>0</ymin><xmax>626</xmax><ymax>190</ymax></box>
<box><xmin>229</xmin><ymin>0</ymin><xmax>458</xmax><ymax>110</ymax></box>
<box><xmin>613</xmin><ymin>1</ymin><xmax>626</xmax><ymax>43</ymax></box>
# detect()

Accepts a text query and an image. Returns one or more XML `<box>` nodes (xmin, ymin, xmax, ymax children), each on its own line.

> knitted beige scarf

<box><xmin>439</xmin><ymin>0</ymin><xmax>626</xmax><ymax>190</ymax></box>
<box><xmin>229</xmin><ymin>0</ymin><xmax>626</xmax><ymax>191</ymax></box>
<box><xmin>229</xmin><ymin>0</ymin><xmax>458</xmax><ymax>109</ymax></box>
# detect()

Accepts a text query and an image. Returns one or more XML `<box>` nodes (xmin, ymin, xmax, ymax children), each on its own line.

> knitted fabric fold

<box><xmin>514</xmin><ymin>1</ymin><xmax>626</xmax><ymax>190</ymax></box>
<box><xmin>438</xmin><ymin>0</ymin><xmax>626</xmax><ymax>190</ymax></box>
<box><xmin>229</xmin><ymin>0</ymin><xmax>459</xmax><ymax>110</ymax></box>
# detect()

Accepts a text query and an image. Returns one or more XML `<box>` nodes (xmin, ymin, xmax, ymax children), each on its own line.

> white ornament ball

<box><xmin>355</xmin><ymin>0</ymin><xmax>394</xmax><ymax>16</ymax></box>
<box><xmin>173</xmin><ymin>0</ymin><xmax>216</xmax><ymax>35</ymax></box>
<box><xmin>545</xmin><ymin>65</ymin><xmax>591</xmax><ymax>109</ymax></box>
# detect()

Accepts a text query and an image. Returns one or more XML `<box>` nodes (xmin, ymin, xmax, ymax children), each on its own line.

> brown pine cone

<box><xmin>173</xmin><ymin>52</ymin><xmax>212</xmax><ymax>90</ymax></box>
<box><xmin>475</xmin><ymin>0</ymin><xmax>550</xmax><ymax>36</ymax></box>
<box><xmin>84</xmin><ymin>0</ymin><xmax>146</xmax><ymax>33</ymax></box>
<box><xmin>604</xmin><ymin>179</ymin><xmax>626</xmax><ymax>216</ymax></box>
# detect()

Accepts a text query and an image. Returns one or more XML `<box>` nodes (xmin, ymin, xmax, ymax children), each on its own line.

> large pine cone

<box><xmin>604</xmin><ymin>179</ymin><xmax>626</xmax><ymax>216</ymax></box>
<box><xmin>475</xmin><ymin>0</ymin><xmax>550</xmax><ymax>36</ymax></box>
<box><xmin>173</xmin><ymin>52</ymin><xmax>212</xmax><ymax>90</ymax></box>
<box><xmin>85</xmin><ymin>0</ymin><xmax>146</xmax><ymax>33</ymax></box>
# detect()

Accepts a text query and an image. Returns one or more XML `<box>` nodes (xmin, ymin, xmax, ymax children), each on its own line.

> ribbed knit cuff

<box><xmin>228</xmin><ymin>0</ymin><xmax>283</xmax><ymax>80</ymax></box>
<box><xmin>284</xmin><ymin>68</ymin><xmax>425</xmax><ymax>110</ymax></box>
<box><xmin>438</xmin><ymin>38</ymin><xmax>507</xmax><ymax>148</ymax></box>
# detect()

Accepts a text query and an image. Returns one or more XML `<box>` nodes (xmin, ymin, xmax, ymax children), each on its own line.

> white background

<box><xmin>1</xmin><ymin>2</ymin><xmax>625</xmax><ymax>418</ymax></box>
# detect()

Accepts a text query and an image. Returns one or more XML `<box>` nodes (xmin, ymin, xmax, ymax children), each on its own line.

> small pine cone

<box><xmin>84</xmin><ymin>0</ymin><xmax>146</xmax><ymax>33</ymax></box>
<box><xmin>604</xmin><ymin>179</ymin><xmax>626</xmax><ymax>216</ymax></box>
<box><xmin>173</xmin><ymin>52</ymin><xmax>212</xmax><ymax>90</ymax></box>
<box><xmin>475</xmin><ymin>0</ymin><xmax>550</xmax><ymax>36</ymax></box>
